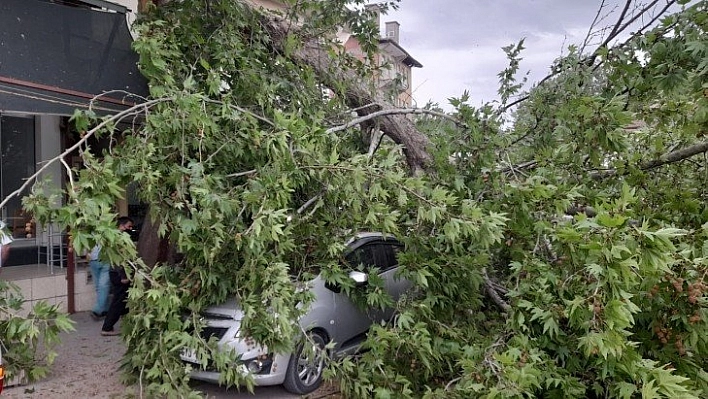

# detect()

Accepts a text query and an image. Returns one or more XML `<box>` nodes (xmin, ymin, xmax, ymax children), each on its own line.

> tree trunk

<box><xmin>136</xmin><ymin>207</ymin><xmax>169</xmax><ymax>267</ymax></box>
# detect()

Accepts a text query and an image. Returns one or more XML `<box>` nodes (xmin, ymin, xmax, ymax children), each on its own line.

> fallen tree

<box><xmin>16</xmin><ymin>0</ymin><xmax>708</xmax><ymax>398</ymax></box>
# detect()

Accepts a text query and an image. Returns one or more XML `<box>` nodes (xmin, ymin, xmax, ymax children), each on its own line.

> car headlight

<box><xmin>244</xmin><ymin>354</ymin><xmax>273</xmax><ymax>375</ymax></box>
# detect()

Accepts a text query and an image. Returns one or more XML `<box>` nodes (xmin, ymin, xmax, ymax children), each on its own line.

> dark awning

<box><xmin>0</xmin><ymin>0</ymin><xmax>149</xmax><ymax>116</ymax></box>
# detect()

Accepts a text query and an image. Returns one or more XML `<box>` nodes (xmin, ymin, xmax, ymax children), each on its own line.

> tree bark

<box><xmin>136</xmin><ymin>207</ymin><xmax>166</xmax><ymax>267</ymax></box>
<box><xmin>589</xmin><ymin>135</ymin><xmax>708</xmax><ymax>179</ymax></box>
<box><xmin>641</xmin><ymin>139</ymin><xmax>708</xmax><ymax>171</ymax></box>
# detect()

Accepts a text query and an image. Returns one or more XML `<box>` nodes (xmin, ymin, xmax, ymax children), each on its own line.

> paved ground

<box><xmin>2</xmin><ymin>312</ymin><xmax>339</xmax><ymax>399</ymax></box>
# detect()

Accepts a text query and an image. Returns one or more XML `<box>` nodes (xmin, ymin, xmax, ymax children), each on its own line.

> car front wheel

<box><xmin>282</xmin><ymin>331</ymin><xmax>327</xmax><ymax>394</ymax></box>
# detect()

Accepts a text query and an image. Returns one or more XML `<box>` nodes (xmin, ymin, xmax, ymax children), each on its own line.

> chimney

<box><xmin>364</xmin><ymin>4</ymin><xmax>381</xmax><ymax>33</ymax></box>
<box><xmin>385</xmin><ymin>21</ymin><xmax>400</xmax><ymax>43</ymax></box>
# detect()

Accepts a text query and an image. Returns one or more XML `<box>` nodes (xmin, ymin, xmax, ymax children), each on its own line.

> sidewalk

<box><xmin>3</xmin><ymin>311</ymin><xmax>133</xmax><ymax>398</ymax></box>
<box><xmin>2</xmin><ymin>312</ymin><xmax>338</xmax><ymax>398</ymax></box>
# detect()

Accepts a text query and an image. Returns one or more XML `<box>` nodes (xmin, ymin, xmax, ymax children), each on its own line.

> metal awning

<box><xmin>0</xmin><ymin>0</ymin><xmax>148</xmax><ymax>116</ymax></box>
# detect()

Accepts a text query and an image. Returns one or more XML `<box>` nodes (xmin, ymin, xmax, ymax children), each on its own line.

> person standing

<box><xmin>0</xmin><ymin>221</ymin><xmax>13</xmax><ymax>270</ymax></box>
<box><xmin>88</xmin><ymin>243</ymin><xmax>110</xmax><ymax>320</ymax></box>
<box><xmin>101</xmin><ymin>217</ymin><xmax>134</xmax><ymax>336</ymax></box>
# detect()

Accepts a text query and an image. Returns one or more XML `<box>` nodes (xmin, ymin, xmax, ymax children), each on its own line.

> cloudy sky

<box><xmin>381</xmin><ymin>0</ymin><xmax>686</xmax><ymax>109</ymax></box>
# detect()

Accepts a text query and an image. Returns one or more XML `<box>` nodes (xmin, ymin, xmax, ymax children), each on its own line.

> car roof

<box><xmin>344</xmin><ymin>232</ymin><xmax>400</xmax><ymax>252</ymax></box>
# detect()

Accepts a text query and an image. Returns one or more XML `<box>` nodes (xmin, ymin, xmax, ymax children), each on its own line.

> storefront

<box><xmin>0</xmin><ymin>0</ymin><xmax>148</xmax><ymax>267</ymax></box>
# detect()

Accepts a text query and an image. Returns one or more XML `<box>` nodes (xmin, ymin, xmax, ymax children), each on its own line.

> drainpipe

<box><xmin>66</xmin><ymin>244</ymin><xmax>75</xmax><ymax>314</ymax></box>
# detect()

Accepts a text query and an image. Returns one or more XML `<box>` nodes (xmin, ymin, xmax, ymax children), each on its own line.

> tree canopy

<box><xmin>14</xmin><ymin>0</ymin><xmax>708</xmax><ymax>397</ymax></box>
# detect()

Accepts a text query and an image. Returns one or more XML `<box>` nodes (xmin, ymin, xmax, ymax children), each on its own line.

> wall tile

<box><xmin>12</xmin><ymin>279</ymin><xmax>32</xmax><ymax>300</ymax></box>
<box><xmin>18</xmin><ymin>300</ymin><xmax>34</xmax><ymax>318</ymax></box>
<box><xmin>31</xmin><ymin>277</ymin><xmax>57</xmax><ymax>300</ymax></box>
<box><xmin>53</xmin><ymin>297</ymin><xmax>68</xmax><ymax>313</ymax></box>
<box><xmin>54</xmin><ymin>275</ymin><xmax>68</xmax><ymax>297</ymax></box>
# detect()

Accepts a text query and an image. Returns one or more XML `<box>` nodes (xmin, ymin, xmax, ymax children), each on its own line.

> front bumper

<box><xmin>187</xmin><ymin>362</ymin><xmax>288</xmax><ymax>387</ymax></box>
<box><xmin>180</xmin><ymin>317</ymin><xmax>291</xmax><ymax>387</ymax></box>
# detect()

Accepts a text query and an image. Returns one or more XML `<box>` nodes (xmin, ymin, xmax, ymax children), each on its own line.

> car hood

<box><xmin>203</xmin><ymin>277</ymin><xmax>318</xmax><ymax>320</ymax></box>
<box><xmin>202</xmin><ymin>297</ymin><xmax>244</xmax><ymax>320</ymax></box>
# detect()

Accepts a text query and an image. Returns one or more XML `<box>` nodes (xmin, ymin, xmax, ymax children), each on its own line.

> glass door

<box><xmin>0</xmin><ymin>114</ymin><xmax>36</xmax><ymax>239</ymax></box>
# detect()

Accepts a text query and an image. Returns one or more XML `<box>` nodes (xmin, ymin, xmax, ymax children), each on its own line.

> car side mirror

<box><xmin>349</xmin><ymin>271</ymin><xmax>368</xmax><ymax>287</ymax></box>
<box><xmin>325</xmin><ymin>271</ymin><xmax>369</xmax><ymax>293</ymax></box>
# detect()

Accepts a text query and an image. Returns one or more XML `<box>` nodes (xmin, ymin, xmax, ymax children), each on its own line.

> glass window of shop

<box><xmin>0</xmin><ymin>115</ymin><xmax>36</xmax><ymax>239</ymax></box>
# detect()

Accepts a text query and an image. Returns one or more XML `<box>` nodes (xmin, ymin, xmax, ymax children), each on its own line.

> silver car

<box><xmin>181</xmin><ymin>232</ymin><xmax>410</xmax><ymax>394</ymax></box>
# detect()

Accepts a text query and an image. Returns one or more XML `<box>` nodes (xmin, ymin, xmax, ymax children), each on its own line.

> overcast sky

<box><xmin>381</xmin><ymin>0</ymin><xmax>687</xmax><ymax>109</ymax></box>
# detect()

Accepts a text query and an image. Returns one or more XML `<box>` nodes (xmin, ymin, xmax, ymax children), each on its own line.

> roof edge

<box><xmin>379</xmin><ymin>38</ymin><xmax>423</xmax><ymax>68</ymax></box>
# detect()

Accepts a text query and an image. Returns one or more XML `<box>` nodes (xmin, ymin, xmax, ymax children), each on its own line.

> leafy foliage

<box><xmin>14</xmin><ymin>0</ymin><xmax>708</xmax><ymax>398</ymax></box>
<box><xmin>0</xmin><ymin>280</ymin><xmax>74</xmax><ymax>383</ymax></box>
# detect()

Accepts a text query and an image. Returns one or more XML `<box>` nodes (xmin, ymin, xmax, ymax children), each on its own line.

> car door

<box><xmin>324</xmin><ymin>242</ymin><xmax>379</xmax><ymax>352</ymax></box>
<box><xmin>366</xmin><ymin>241</ymin><xmax>408</xmax><ymax>323</ymax></box>
<box><xmin>343</xmin><ymin>239</ymin><xmax>406</xmax><ymax>322</ymax></box>
<box><xmin>323</xmin><ymin>237</ymin><xmax>408</xmax><ymax>352</ymax></box>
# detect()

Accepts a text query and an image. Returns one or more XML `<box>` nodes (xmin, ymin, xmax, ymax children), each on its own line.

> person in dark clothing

<box><xmin>100</xmin><ymin>267</ymin><xmax>130</xmax><ymax>336</ymax></box>
<box><xmin>100</xmin><ymin>216</ymin><xmax>134</xmax><ymax>336</ymax></box>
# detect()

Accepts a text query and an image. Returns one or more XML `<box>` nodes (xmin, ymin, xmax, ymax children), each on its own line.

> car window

<box><xmin>344</xmin><ymin>241</ymin><xmax>401</xmax><ymax>273</ymax></box>
<box><xmin>377</xmin><ymin>243</ymin><xmax>401</xmax><ymax>272</ymax></box>
<box><xmin>344</xmin><ymin>244</ymin><xmax>376</xmax><ymax>271</ymax></box>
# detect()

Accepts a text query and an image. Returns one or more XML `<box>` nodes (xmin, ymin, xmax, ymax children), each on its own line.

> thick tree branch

<box><xmin>225</xmin><ymin>169</ymin><xmax>257</xmax><ymax>178</ymax></box>
<box><xmin>607</xmin><ymin>0</ymin><xmax>633</xmax><ymax>40</ymax></box>
<box><xmin>603</xmin><ymin>0</ymin><xmax>661</xmax><ymax>49</ymax></box>
<box><xmin>483</xmin><ymin>268</ymin><xmax>510</xmax><ymax>312</ymax></box>
<box><xmin>262</xmin><ymin>15</ymin><xmax>434</xmax><ymax>174</ymax></box>
<box><xmin>591</xmin><ymin>0</ymin><xmax>678</xmax><ymax>72</ymax></box>
<box><xmin>641</xmin><ymin>139</ymin><xmax>708</xmax><ymax>171</ymax></box>
<box><xmin>591</xmin><ymin>138</ymin><xmax>708</xmax><ymax>178</ymax></box>
<box><xmin>325</xmin><ymin>107</ymin><xmax>462</xmax><ymax>134</ymax></box>
<box><xmin>503</xmin><ymin>135</ymin><xmax>708</xmax><ymax>179</ymax></box>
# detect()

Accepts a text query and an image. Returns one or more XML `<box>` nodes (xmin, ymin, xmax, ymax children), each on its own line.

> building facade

<box><xmin>350</xmin><ymin>4</ymin><xmax>423</xmax><ymax>108</ymax></box>
<box><xmin>0</xmin><ymin>0</ymin><xmax>420</xmax><ymax>268</ymax></box>
<box><xmin>246</xmin><ymin>0</ymin><xmax>423</xmax><ymax>107</ymax></box>
<box><xmin>0</xmin><ymin>0</ymin><xmax>146</xmax><ymax>267</ymax></box>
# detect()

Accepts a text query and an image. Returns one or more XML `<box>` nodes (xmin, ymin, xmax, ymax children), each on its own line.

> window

<box><xmin>344</xmin><ymin>241</ymin><xmax>401</xmax><ymax>273</ymax></box>
<box><xmin>0</xmin><ymin>115</ymin><xmax>36</xmax><ymax>238</ymax></box>
<box><xmin>345</xmin><ymin>244</ymin><xmax>376</xmax><ymax>271</ymax></box>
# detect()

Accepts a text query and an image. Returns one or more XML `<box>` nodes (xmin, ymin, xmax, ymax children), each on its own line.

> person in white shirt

<box><xmin>0</xmin><ymin>221</ymin><xmax>13</xmax><ymax>269</ymax></box>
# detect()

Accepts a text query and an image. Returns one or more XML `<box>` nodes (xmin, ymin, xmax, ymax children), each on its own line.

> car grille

<box><xmin>201</xmin><ymin>326</ymin><xmax>228</xmax><ymax>341</ymax></box>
